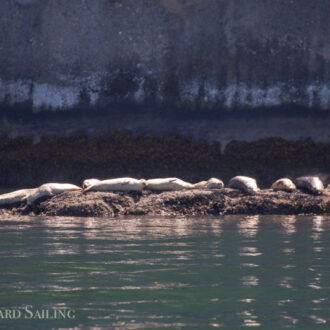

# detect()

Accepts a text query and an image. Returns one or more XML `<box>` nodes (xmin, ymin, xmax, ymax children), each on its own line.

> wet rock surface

<box><xmin>2</xmin><ymin>189</ymin><xmax>330</xmax><ymax>218</ymax></box>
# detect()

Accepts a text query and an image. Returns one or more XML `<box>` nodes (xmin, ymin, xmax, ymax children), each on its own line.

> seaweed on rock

<box><xmin>0</xmin><ymin>133</ymin><xmax>329</xmax><ymax>189</ymax></box>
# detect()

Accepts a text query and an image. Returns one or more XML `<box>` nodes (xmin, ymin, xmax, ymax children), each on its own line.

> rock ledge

<box><xmin>1</xmin><ymin>189</ymin><xmax>330</xmax><ymax>217</ymax></box>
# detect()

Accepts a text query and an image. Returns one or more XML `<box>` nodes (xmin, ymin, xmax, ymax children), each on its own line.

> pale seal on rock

<box><xmin>193</xmin><ymin>180</ymin><xmax>208</xmax><ymax>189</ymax></box>
<box><xmin>194</xmin><ymin>178</ymin><xmax>224</xmax><ymax>189</ymax></box>
<box><xmin>145</xmin><ymin>178</ymin><xmax>194</xmax><ymax>191</ymax></box>
<box><xmin>205</xmin><ymin>178</ymin><xmax>224</xmax><ymax>189</ymax></box>
<box><xmin>271</xmin><ymin>178</ymin><xmax>296</xmax><ymax>192</ymax></box>
<box><xmin>82</xmin><ymin>178</ymin><xmax>101</xmax><ymax>189</ymax></box>
<box><xmin>0</xmin><ymin>188</ymin><xmax>36</xmax><ymax>205</ymax></box>
<box><xmin>27</xmin><ymin>183</ymin><xmax>82</xmax><ymax>205</ymax></box>
<box><xmin>228</xmin><ymin>176</ymin><xmax>259</xmax><ymax>194</ymax></box>
<box><xmin>295</xmin><ymin>176</ymin><xmax>324</xmax><ymax>195</ymax></box>
<box><xmin>84</xmin><ymin>177</ymin><xmax>146</xmax><ymax>192</ymax></box>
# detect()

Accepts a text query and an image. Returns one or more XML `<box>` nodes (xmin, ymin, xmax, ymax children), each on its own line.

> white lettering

<box><xmin>24</xmin><ymin>305</ymin><xmax>33</xmax><ymax>319</ymax></box>
<box><xmin>33</xmin><ymin>310</ymin><xmax>42</xmax><ymax>319</ymax></box>
<box><xmin>67</xmin><ymin>310</ymin><xmax>76</xmax><ymax>319</ymax></box>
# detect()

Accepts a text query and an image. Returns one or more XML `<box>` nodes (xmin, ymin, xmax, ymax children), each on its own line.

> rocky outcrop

<box><xmin>4</xmin><ymin>189</ymin><xmax>330</xmax><ymax>217</ymax></box>
<box><xmin>1</xmin><ymin>0</ymin><xmax>330</xmax><ymax>111</ymax></box>
<box><xmin>1</xmin><ymin>133</ymin><xmax>330</xmax><ymax>189</ymax></box>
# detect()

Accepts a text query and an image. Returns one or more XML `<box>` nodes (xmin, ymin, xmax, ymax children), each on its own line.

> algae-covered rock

<box><xmin>5</xmin><ymin>189</ymin><xmax>330</xmax><ymax>217</ymax></box>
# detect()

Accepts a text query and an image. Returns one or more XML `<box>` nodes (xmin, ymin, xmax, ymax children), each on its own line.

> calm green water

<box><xmin>0</xmin><ymin>215</ymin><xmax>330</xmax><ymax>329</ymax></box>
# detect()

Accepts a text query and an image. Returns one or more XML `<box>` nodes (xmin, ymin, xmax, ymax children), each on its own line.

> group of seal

<box><xmin>227</xmin><ymin>175</ymin><xmax>326</xmax><ymax>195</ymax></box>
<box><xmin>0</xmin><ymin>175</ymin><xmax>328</xmax><ymax>207</ymax></box>
<box><xmin>0</xmin><ymin>177</ymin><xmax>224</xmax><ymax>206</ymax></box>
<box><xmin>272</xmin><ymin>176</ymin><xmax>326</xmax><ymax>195</ymax></box>
<box><xmin>83</xmin><ymin>177</ymin><xmax>224</xmax><ymax>192</ymax></box>
<box><xmin>0</xmin><ymin>183</ymin><xmax>81</xmax><ymax>206</ymax></box>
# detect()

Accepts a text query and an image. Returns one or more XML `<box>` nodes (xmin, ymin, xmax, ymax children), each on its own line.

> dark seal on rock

<box><xmin>271</xmin><ymin>178</ymin><xmax>296</xmax><ymax>192</ymax></box>
<box><xmin>228</xmin><ymin>176</ymin><xmax>259</xmax><ymax>195</ymax></box>
<box><xmin>295</xmin><ymin>176</ymin><xmax>324</xmax><ymax>195</ymax></box>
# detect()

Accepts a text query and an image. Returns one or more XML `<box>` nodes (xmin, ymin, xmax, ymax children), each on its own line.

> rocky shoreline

<box><xmin>1</xmin><ymin>188</ymin><xmax>330</xmax><ymax>218</ymax></box>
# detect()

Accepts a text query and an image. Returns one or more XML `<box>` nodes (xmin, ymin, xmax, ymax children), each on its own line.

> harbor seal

<box><xmin>84</xmin><ymin>177</ymin><xmax>146</xmax><ymax>192</ymax></box>
<box><xmin>27</xmin><ymin>183</ymin><xmax>82</xmax><ymax>205</ymax></box>
<box><xmin>228</xmin><ymin>176</ymin><xmax>259</xmax><ymax>194</ymax></box>
<box><xmin>295</xmin><ymin>176</ymin><xmax>324</xmax><ymax>195</ymax></box>
<box><xmin>193</xmin><ymin>180</ymin><xmax>208</xmax><ymax>189</ymax></box>
<box><xmin>194</xmin><ymin>178</ymin><xmax>224</xmax><ymax>189</ymax></box>
<box><xmin>0</xmin><ymin>188</ymin><xmax>36</xmax><ymax>205</ymax></box>
<box><xmin>82</xmin><ymin>178</ymin><xmax>100</xmax><ymax>189</ymax></box>
<box><xmin>145</xmin><ymin>178</ymin><xmax>194</xmax><ymax>191</ymax></box>
<box><xmin>205</xmin><ymin>178</ymin><xmax>224</xmax><ymax>189</ymax></box>
<box><xmin>271</xmin><ymin>178</ymin><xmax>296</xmax><ymax>192</ymax></box>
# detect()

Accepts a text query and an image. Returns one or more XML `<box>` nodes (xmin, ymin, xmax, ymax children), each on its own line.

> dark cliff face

<box><xmin>1</xmin><ymin>0</ymin><xmax>330</xmax><ymax>111</ymax></box>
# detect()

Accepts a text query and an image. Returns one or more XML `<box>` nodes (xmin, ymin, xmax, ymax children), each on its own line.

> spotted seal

<box><xmin>0</xmin><ymin>188</ymin><xmax>36</xmax><ymax>205</ymax></box>
<box><xmin>82</xmin><ymin>178</ymin><xmax>101</xmax><ymax>189</ymax></box>
<box><xmin>194</xmin><ymin>178</ymin><xmax>224</xmax><ymax>189</ymax></box>
<box><xmin>84</xmin><ymin>177</ymin><xmax>146</xmax><ymax>192</ymax></box>
<box><xmin>145</xmin><ymin>178</ymin><xmax>194</xmax><ymax>191</ymax></box>
<box><xmin>271</xmin><ymin>178</ymin><xmax>296</xmax><ymax>192</ymax></box>
<box><xmin>295</xmin><ymin>176</ymin><xmax>324</xmax><ymax>195</ymax></box>
<box><xmin>228</xmin><ymin>176</ymin><xmax>259</xmax><ymax>194</ymax></box>
<box><xmin>27</xmin><ymin>183</ymin><xmax>82</xmax><ymax>205</ymax></box>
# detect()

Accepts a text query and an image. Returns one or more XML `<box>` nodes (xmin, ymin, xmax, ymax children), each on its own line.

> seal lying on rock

<box><xmin>145</xmin><ymin>178</ymin><xmax>194</xmax><ymax>191</ymax></box>
<box><xmin>84</xmin><ymin>177</ymin><xmax>146</xmax><ymax>192</ymax></box>
<box><xmin>194</xmin><ymin>178</ymin><xmax>224</xmax><ymax>189</ymax></box>
<box><xmin>271</xmin><ymin>178</ymin><xmax>296</xmax><ymax>192</ymax></box>
<box><xmin>27</xmin><ymin>183</ymin><xmax>82</xmax><ymax>205</ymax></box>
<box><xmin>82</xmin><ymin>178</ymin><xmax>100</xmax><ymax>189</ymax></box>
<box><xmin>193</xmin><ymin>181</ymin><xmax>208</xmax><ymax>189</ymax></box>
<box><xmin>0</xmin><ymin>188</ymin><xmax>36</xmax><ymax>205</ymax></box>
<box><xmin>228</xmin><ymin>176</ymin><xmax>259</xmax><ymax>194</ymax></box>
<box><xmin>295</xmin><ymin>176</ymin><xmax>324</xmax><ymax>195</ymax></box>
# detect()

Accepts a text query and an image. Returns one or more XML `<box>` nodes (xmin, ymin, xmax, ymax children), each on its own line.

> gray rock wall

<box><xmin>1</xmin><ymin>0</ymin><xmax>330</xmax><ymax>111</ymax></box>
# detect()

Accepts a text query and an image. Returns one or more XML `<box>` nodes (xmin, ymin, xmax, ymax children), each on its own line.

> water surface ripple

<box><xmin>0</xmin><ymin>215</ymin><xmax>330</xmax><ymax>328</ymax></box>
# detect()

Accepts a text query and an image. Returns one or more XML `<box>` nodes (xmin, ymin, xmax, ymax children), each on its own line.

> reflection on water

<box><xmin>237</xmin><ymin>215</ymin><xmax>260</xmax><ymax>238</ymax></box>
<box><xmin>0</xmin><ymin>215</ymin><xmax>330</xmax><ymax>328</ymax></box>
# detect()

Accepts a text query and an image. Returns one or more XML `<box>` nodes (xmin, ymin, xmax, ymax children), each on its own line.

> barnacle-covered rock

<box><xmin>3</xmin><ymin>188</ymin><xmax>329</xmax><ymax>217</ymax></box>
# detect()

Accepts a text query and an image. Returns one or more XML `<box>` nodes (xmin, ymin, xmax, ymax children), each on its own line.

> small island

<box><xmin>0</xmin><ymin>188</ymin><xmax>329</xmax><ymax>218</ymax></box>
